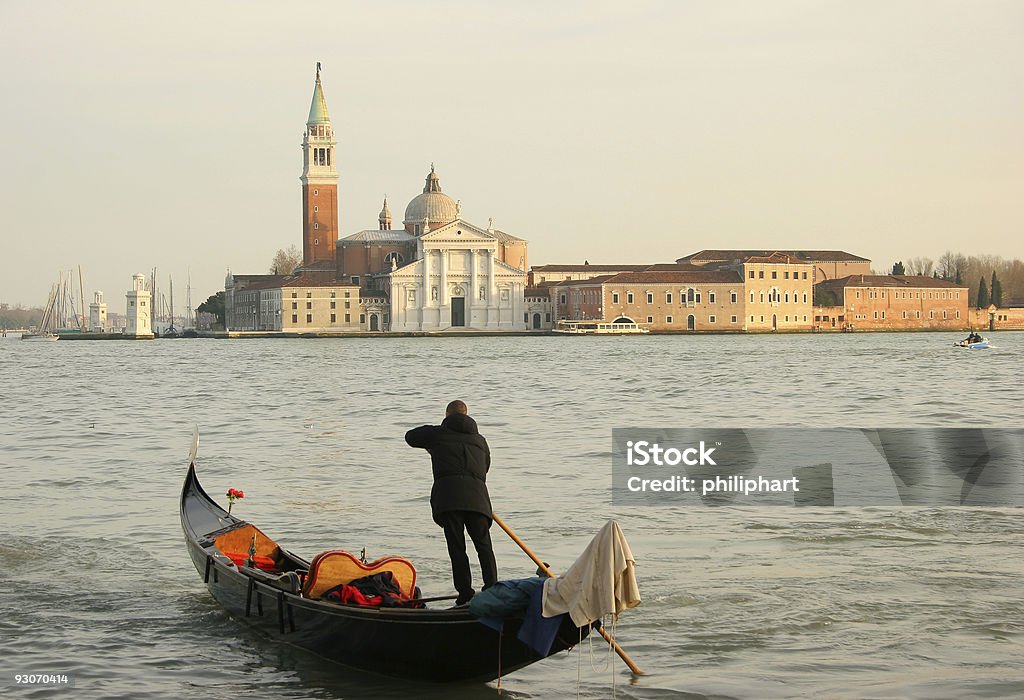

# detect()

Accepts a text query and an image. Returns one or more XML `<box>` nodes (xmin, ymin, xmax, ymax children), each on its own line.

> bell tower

<box><xmin>300</xmin><ymin>62</ymin><xmax>338</xmax><ymax>266</ymax></box>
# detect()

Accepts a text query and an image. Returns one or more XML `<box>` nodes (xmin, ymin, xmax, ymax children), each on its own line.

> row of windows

<box><xmin>749</xmin><ymin>291</ymin><xmax>809</xmax><ymax>304</ymax></box>
<box><xmin>855</xmin><ymin>289</ymin><xmax>961</xmax><ymax>300</ymax></box>
<box><xmin>290</xmin><ymin>291</ymin><xmax>352</xmax><ymax>299</ymax></box>
<box><xmin>291</xmin><ymin>301</ymin><xmax>352</xmax><ymax>310</ymax></box>
<box><xmin>646</xmin><ymin>315</ymin><xmax>741</xmax><ymax>324</ymax></box>
<box><xmin>291</xmin><ymin>312</ymin><xmax>362</xmax><ymax>324</ymax></box>
<box><xmin>748</xmin><ymin>315</ymin><xmax>810</xmax><ymax>323</ymax></box>
<box><xmin>309</xmin><ymin>125</ymin><xmax>332</xmax><ymax>138</ymax></box>
<box><xmin>609</xmin><ymin>290</ymin><xmax>740</xmax><ymax>305</ymax></box>
<box><xmin>748</xmin><ymin>269</ymin><xmax>809</xmax><ymax>280</ymax></box>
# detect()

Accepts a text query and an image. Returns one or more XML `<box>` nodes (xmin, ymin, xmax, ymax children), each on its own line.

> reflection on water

<box><xmin>1</xmin><ymin>332</ymin><xmax>1022</xmax><ymax>698</ymax></box>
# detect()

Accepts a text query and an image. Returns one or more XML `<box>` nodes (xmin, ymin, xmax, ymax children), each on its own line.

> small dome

<box><xmin>404</xmin><ymin>165</ymin><xmax>458</xmax><ymax>228</ymax></box>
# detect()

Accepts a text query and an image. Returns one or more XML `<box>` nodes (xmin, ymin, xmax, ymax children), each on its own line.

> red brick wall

<box><xmin>302</xmin><ymin>184</ymin><xmax>337</xmax><ymax>265</ymax></box>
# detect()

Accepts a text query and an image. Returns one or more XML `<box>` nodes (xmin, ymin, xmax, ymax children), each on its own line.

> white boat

<box><xmin>954</xmin><ymin>336</ymin><xmax>990</xmax><ymax>349</ymax></box>
<box><xmin>554</xmin><ymin>319</ymin><xmax>650</xmax><ymax>335</ymax></box>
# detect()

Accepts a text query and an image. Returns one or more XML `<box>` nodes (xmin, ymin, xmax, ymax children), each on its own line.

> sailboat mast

<box><xmin>78</xmin><ymin>266</ymin><xmax>86</xmax><ymax>331</ymax></box>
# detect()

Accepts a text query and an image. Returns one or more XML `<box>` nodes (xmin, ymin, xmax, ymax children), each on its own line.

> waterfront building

<box><xmin>814</xmin><ymin>275</ymin><xmax>968</xmax><ymax>330</ymax></box>
<box><xmin>546</xmin><ymin>254</ymin><xmax>815</xmax><ymax>332</ymax></box>
<box><xmin>125</xmin><ymin>273</ymin><xmax>153</xmax><ymax>338</ymax></box>
<box><xmin>970</xmin><ymin>304</ymin><xmax>1024</xmax><ymax>331</ymax></box>
<box><xmin>225</xmin><ymin>273</ymin><xmax>369</xmax><ymax>332</ymax></box>
<box><xmin>89</xmin><ymin>291</ymin><xmax>107</xmax><ymax>332</ymax></box>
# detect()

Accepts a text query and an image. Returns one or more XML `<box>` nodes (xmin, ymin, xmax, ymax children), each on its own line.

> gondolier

<box><xmin>405</xmin><ymin>400</ymin><xmax>498</xmax><ymax>605</ymax></box>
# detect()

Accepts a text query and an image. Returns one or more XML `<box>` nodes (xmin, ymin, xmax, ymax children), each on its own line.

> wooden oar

<box><xmin>491</xmin><ymin>512</ymin><xmax>644</xmax><ymax>676</ymax></box>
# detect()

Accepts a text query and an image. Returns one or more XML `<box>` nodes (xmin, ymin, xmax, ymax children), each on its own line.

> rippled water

<box><xmin>1</xmin><ymin>332</ymin><xmax>1022</xmax><ymax>699</ymax></box>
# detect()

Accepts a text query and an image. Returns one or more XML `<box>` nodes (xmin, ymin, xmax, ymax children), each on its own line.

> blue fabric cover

<box><xmin>468</xmin><ymin>577</ymin><xmax>572</xmax><ymax>657</ymax></box>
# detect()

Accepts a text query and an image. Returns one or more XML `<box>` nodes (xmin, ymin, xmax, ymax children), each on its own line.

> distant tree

<box><xmin>270</xmin><ymin>245</ymin><xmax>302</xmax><ymax>275</ymax></box>
<box><xmin>197</xmin><ymin>291</ymin><xmax>225</xmax><ymax>328</ymax></box>
<box><xmin>891</xmin><ymin>261</ymin><xmax>906</xmax><ymax>275</ymax></box>
<box><xmin>991</xmin><ymin>270</ymin><xmax>1003</xmax><ymax>307</ymax></box>
<box><xmin>977</xmin><ymin>277</ymin><xmax>989</xmax><ymax>308</ymax></box>
<box><xmin>906</xmin><ymin>257</ymin><xmax>934</xmax><ymax>276</ymax></box>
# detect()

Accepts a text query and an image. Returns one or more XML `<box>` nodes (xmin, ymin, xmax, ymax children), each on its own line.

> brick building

<box><xmin>814</xmin><ymin>275</ymin><xmax>969</xmax><ymax>330</ymax></box>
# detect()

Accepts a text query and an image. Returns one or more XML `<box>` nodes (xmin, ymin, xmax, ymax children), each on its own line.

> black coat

<box><xmin>405</xmin><ymin>414</ymin><xmax>492</xmax><ymax>525</ymax></box>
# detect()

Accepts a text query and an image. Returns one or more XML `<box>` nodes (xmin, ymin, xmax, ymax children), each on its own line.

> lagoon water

<box><xmin>1</xmin><ymin>332</ymin><xmax>1022</xmax><ymax>699</ymax></box>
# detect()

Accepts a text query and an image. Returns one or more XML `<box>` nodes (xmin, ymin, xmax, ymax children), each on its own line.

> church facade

<box><xmin>225</xmin><ymin>66</ymin><xmax>528</xmax><ymax>333</ymax></box>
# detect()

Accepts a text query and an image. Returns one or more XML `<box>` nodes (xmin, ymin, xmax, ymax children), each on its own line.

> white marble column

<box><xmin>422</xmin><ymin>251</ymin><xmax>430</xmax><ymax>306</ymax></box>
<box><xmin>470</xmin><ymin>249</ymin><xmax>479</xmax><ymax>323</ymax></box>
<box><xmin>439</xmin><ymin>250</ymin><xmax>448</xmax><ymax>306</ymax></box>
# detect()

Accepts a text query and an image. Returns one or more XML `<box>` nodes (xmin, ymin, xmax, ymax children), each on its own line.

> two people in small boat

<box><xmin>965</xmin><ymin>332</ymin><xmax>983</xmax><ymax>344</ymax></box>
<box><xmin>406</xmin><ymin>400</ymin><xmax>498</xmax><ymax>606</ymax></box>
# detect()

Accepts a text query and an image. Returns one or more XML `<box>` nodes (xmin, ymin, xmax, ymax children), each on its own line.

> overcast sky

<box><xmin>1</xmin><ymin>1</ymin><xmax>1021</xmax><ymax>307</ymax></box>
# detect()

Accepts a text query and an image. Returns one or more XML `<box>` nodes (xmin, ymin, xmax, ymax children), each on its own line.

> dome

<box><xmin>404</xmin><ymin>165</ymin><xmax>458</xmax><ymax>229</ymax></box>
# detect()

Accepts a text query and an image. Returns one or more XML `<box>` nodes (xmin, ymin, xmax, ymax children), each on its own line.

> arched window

<box><xmin>687</xmin><ymin>288</ymin><xmax>695</xmax><ymax>303</ymax></box>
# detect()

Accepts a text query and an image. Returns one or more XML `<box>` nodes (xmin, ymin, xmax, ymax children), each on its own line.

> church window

<box><xmin>626</xmin><ymin>292</ymin><xmax>634</xmax><ymax>304</ymax></box>
<box><xmin>646</xmin><ymin>292</ymin><xmax>653</xmax><ymax>304</ymax></box>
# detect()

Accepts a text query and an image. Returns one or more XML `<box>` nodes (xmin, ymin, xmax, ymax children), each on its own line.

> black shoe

<box><xmin>455</xmin><ymin>591</ymin><xmax>475</xmax><ymax>606</ymax></box>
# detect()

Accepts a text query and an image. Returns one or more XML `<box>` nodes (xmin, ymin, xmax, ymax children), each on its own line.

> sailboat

<box><xmin>21</xmin><ymin>284</ymin><xmax>60</xmax><ymax>341</ymax></box>
<box><xmin>163</xmin><ymin>276</ymin><xmax>181</xmax><ymax>338</ymax></box>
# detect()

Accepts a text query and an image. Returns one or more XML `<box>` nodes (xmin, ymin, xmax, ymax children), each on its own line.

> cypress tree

<box><xmin>977</xmin><ymin>277</ymin><xmax>989</xmax><ymax>308</ymax></box>
<box><xmin>891</xmin><ymin>261</ymin><xmax>905</xmax><ymax>275</ymax></box>
<box><xmin>991</xmin><ymin>271</ymin><xmax>1003</xmax><ymax>307</ymax></box>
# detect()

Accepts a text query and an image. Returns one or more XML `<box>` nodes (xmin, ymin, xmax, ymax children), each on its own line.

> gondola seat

<box><xmin>213</xmin><ymin>523</ymin><xmax>283</xmax><ymax>572</ymax></box>
<box><xmin>302</xmin><ymin>550</ymin><xmax>417</xmax><ymax>600</ymax></box>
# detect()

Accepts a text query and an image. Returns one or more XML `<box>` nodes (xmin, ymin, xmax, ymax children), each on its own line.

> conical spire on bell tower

<box><xmin>379</xmin><ymin>196</ymin><xmax>392</xmax><ymax>230</ymax></box>
<box><xmin>300</xmin><ymin>62</ymin><xmax>339</xmax><ymax>267</ymax></box>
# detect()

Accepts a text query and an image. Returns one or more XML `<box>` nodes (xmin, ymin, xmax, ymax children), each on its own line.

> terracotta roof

<box><xmin>817</xmin><ymin>274</ymin><xmax>968</xmax><ymax>290</ymax></box>
<box><xmin>278</xmin><ymin>273</ymin><xmax>359</xmax><ymax>288</ymax></box>
<box><xmin>524</xmin><ymin>286</ymin><xmax>552</xmax><ymax>297</ymax></box>
<box><xmin>642</xmin><ymin>263</ymin><xmax>704</xmax><ymax>271</ymax></box>
<box><xmin>530</xmin><ymin>264</ymin><xmax>651</xmax><ymax>272</ymax></box>
<box><xmin>742</xmin><ymin>252</ymin><xmax>810</xmax><ymax>265</ymax></box>
<box><xmin>678</xmin><ymin>249</ymin><xmax>870</xmax><ymax>264</ymax></box>
<box><xmin>605</xmin><ymin>270</ymin><xmax>743</xmax><ymax>285</ymax></box>
<box><xmin>548</xmin><ymin>275</ymin><xmax>617</xmax><ymax>287</ymax></box>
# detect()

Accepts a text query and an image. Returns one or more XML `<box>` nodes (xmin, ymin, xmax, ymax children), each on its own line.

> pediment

<box><xmin>420</xmin><ymin>219</ymin><xmax>495</xmax><ymax>244</ymax></box>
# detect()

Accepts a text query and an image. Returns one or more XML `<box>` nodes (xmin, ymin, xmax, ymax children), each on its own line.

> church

<box><xmin>226</xmin><ymin>66</ymin><xmax>528</xmax><ymax>333</ymax></box>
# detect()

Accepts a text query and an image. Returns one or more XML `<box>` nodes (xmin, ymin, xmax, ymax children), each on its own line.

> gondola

<box><xmin>180</xmin><ymin>452</ymin><xmax>593</xmax><ymax>683</ymax></box>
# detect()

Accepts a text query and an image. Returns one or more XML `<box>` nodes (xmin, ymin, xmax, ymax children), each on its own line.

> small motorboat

<box><xmin>955</xmin><ymin>335</ymin><xmax>990</xmax><ymax>349</ymax></box>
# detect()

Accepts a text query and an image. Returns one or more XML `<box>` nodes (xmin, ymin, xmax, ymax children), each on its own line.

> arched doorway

<box><xmin>687</xmin><ymin>315</ymin><xmax>695</xmax><ymax>331</ymax></box>
<box><xmin>772</xmin><ymin>314</ymin><xmax>778</xmax><ymax>331</ymax></box>
<box><xmin>370</xmin><ymin>314</ymin><xmax>379</xmax><ymax>331</ymax></box>
<box><xmin>532</xmin><ymin>313</ymin><xmax>541</xmax><ymax>329</ymax></box>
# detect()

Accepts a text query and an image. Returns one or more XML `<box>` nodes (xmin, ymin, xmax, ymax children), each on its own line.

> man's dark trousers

<box><xmin>439</xmin><ymin>510</ymin><xmax>498</xmax><ymax>601</ymax></box>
